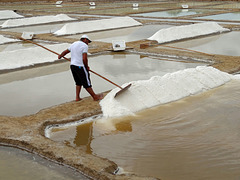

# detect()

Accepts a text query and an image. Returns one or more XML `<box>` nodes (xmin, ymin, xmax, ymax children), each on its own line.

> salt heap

<box><xmin>0</xmin><ymin>43</ymin><xmax>70</xmax><ymax>70</ymax></box>
<box><xmin>54</xmin><ymin>16</ymin><xmax>142</xmax><ymax>36</ymax></box>
<box><xmin>0</xmin><ymin>35</ymin><xmax>20</xmax><ymax>44</ymax></box>
<box><xmin>148</xmin><ymin>22</ymin><xmax>230</xmax><ymax>44</ymax></box>
<box><xmin>100</xmin><ymin>66</ymin><xmax>234</xmax><ymax>117</ymax></box>
<box><xmin>0</xmin><ymin>10</ymin><xmax>23</xmax><ymax>20</ymax></box>
<box><xmin>1</xmin><ymin>14</ymin><xmax>76</xmax><ymax>28</ymax></box>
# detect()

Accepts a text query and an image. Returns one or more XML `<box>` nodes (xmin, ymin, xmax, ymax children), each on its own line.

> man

<box><xmin>58</xmin><ymin>35</ymin><xmax>103</xmax><ymax>101</ymax></box>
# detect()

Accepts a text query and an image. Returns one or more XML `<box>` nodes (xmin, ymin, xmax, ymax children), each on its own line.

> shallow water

<box><xmin>196</xmin><ymin>12</ymin><xmax>240</xmax><ymax>21</ymax></box>
<box><xmin>0</xmin><ymin>146</ymin><xmax>88</xmax><ymax>180</ymax></box>
<box><xmin>48</xmin><ymin>80</ymin><xmax>240</xmax><ymax>180</ymax></box>
<box><xmin>133</xmin><ymin>9</ymin><xmax>216</xmax><ymax>18</ymax></box>
<box><xmin>66</xmin><ymin>24</ymin><xmax>173</xmax><ymax>43</ymax></box>
<box><xmin>0</xmin><ymin>52</ymin><xmax>205</xmax><ymax>116</ymax></box>
<box><xmin>166</xmin><ymin>31</ymin><xmax>240</xmax><ymax>56</ymax></box>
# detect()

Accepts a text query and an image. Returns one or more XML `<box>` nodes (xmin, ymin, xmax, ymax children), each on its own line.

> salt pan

<box><xmin>54</xmin><ymin>16</ymin><xmax>142</xmax><ymax>36</ymax></box>
<box><xmin>1</xmin><ymin>14</ymin><xmax>76</xmax><ymax>28</ymax></box>
<box><xmin>100</xmin><ymin>66</ymin><xmax>233</xmax><ymax>117</ymax></box>
<box><xmin>148</xmin><ymin>22</ymin><xmax>230</xmax><ymax>44</ymax></box>
<box><xmin>0</xmin><ymin>10</ymin><xmax>23</xmax><ymax>20</ymax></box>
<box><xmin>0</xmin><ymin>43</ymin><xmax>70</xmax><ymax>70</ymax></box>
<box><xmin>0</xmin><ymin>35</ymin><xmax>20</xmax><ymax>44</ymax></box>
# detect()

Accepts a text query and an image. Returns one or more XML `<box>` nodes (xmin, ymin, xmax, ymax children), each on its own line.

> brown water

<box><xmin>49</xmin><ymin>80</ymin><xmax>240</xmax><ymax>180</ymax></box>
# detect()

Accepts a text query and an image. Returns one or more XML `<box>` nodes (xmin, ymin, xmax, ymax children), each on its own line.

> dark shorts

<box><xmin>70</xmin><ymin>65</ymin><xmax>92</xmax><ymax>88</ymax></box>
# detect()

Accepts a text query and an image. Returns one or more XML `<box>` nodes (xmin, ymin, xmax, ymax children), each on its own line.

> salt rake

<box><xmin>19</xmin><ymin>37</ymin><xmax>131</xmax><ymax>98</ymax></box>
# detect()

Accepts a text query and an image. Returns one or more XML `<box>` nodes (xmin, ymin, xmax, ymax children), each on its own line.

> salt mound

<box><xmin>54</xmin><ymin>16</ymin><xmax>142</xmax><ymax>36</ymax></box>
<box><xmin>100</xmin><ymin>66</ymin><xmax>233</xmax><ymax>117</ymax></box>
<box><xmin>0</xmin><ymin>43</ymin><xmax>70</xmax><ymax>70</ymax></box>
<box><xmin>0</xmin><ymin>10</ymin><xmax>23</xmax><ymax>20</ymax></box>
<box><xmin>0</xmin><ymin>35</ymin><xmax>20</xmax><ymax>44</ymax></box>
<box><xmin>1</xmin><ymin>14</ymin><xmax>76</xmax><ymax>28</ymax></box>
<box><xmin>148</xmin><ymin>22</ymin><xmax>230</xmax><ymax>44</ymax></box>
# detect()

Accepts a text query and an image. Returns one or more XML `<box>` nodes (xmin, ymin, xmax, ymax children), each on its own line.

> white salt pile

<box><xmin>1</xmin><ymin>14</ymin><xmax>76</xmax><ymax>28</ymax></box>
<box><xmin>0</xmin><ymin>10</ymin><xmax>23</xmax><ymax>20</ymax></box>
<box><xmin>0</xmin><ymin>43</ymin><xmax>70</xmax><ymax>70</ymax></box>
<box><xmin>100</xmin><ymin>66</ymin><xmax>236</xmax><ymax>117</ymax></box>
<box><xmin>54</xmin><ymin>16</ymin><xmax>142</xmax><ymax>36</ymax></box>
<box><xmin>148</xmin><ymin>22</ymin><xmax>230</xmax><ymax>44</ymax></box>
<box><xmin>0</xmin><ymin>35</ymin><xmax>20</xmax><ymax>44</ymax></box>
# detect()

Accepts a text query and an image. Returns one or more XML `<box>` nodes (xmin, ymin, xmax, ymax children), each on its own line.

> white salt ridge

<box><xmin>0</xmin><ymin>35</ymin><xmax>20</xmax><ymax>44</ymax></box>
<box><xmin>148</xmin><ymin>22</ymin><xmax>230</xmax><ymax>44</ymax></box>
<box><xmin>0</xmin><ymin>10</ymin><xmax>23</xmax><ymax>20</ymax></box>
<box><xmin>100</xmin><ymin>66</ymin><xmax>234</xmax><ymax>117</ymax></box>
<box><xmin>54</xmin><ymin>16</ymin><xmax>142</xmax><ymax>36</ymax></box>
<box><xmin>1</xmin><ymin>14</ymin><xmax>76</xmax><ymax>28</ymax></box>
<box><xmin>0</xmin><ymin>43</ymin><xmax>70</xmax><ymax>70</ymax></box>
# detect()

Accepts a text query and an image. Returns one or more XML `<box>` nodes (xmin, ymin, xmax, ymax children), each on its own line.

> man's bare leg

<box><xmin>86</xmin><ymin>87</ymin><xmax>103</xmax><ymax>101</ymax></box>
<box><xmin>76</xmin><ymin>85</ymin><xmax>82</xmax><ymax>101</ymax></box>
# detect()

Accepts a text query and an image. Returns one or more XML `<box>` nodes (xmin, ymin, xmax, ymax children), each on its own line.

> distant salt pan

<box><xmin>0</xmin><ymin>43</ymin><xmax>70</xmax><ymax>70</ymax></box>
<box><xmin>148</xmin><ymin>22</ymin><xmax>230</xmax><ymax>44</ymax></box>
<box><xmin>1</xmin><ymin>14</ymin><xmax>76</xmax><ymax>28</ymax></box>
<box><xmin>0</xmin><ymin>35</ymin><xmax>20</xmax><ymax>44</ymax></box>
<box><xmin>100</xmin><ymin>66</ymin><xmax>233</xmax><ymax>117</ymax></box>
<box><xmin>0</xmin><ymin>10</ymin><xmax>23</xmax><ymax>20</ymax></box>
<box><xmin>54</xmin><ymin>16</ymin><xmax>142</xmax><ymax>36</ymax></box>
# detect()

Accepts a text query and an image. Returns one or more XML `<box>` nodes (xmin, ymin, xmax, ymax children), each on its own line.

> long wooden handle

<box><xmin>89</xmin><ymin>70</ymin><xmax>122</xmax><ymax>89</ymax></box>
<box><xmin>19</xmin><ymin>37</ymin><xmax>122</xmax><ymax>89</ymax></box>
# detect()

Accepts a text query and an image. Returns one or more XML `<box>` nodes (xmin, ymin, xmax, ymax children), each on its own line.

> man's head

<box><xmin>80</xmin><ymin>34</ymin><xmax>92</xmax><ymax>44</ymax></box>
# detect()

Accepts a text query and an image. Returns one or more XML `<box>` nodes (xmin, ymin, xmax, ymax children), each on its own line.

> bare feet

<box><xmin>76</xmin><ymin>98</ymin><xmax>82</xmax><ymax>102</ymax></box>
<box><xmin>93</xmin><ymin>93</ymin><xmax>103</xmax><ymax>101</ymax></box>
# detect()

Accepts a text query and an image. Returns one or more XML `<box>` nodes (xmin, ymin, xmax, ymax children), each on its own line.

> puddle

<box><xmin>132</xmin><ymin>9</ymin><xmax>217</xmax><ymax>18</ymax></box>
<box><xmin>0</xmin><ymin>52</ymin><xmax>206</xmax><ymax>116</ymax></box>
<box><xmin>0</xmin><ymin>146</ymin><xmax>89</xmax><ymax>180</ymax></box>
<box><xmin>196</xmin><ymin>12</ymin><xmax>240</xmax><ymax>21</ymax></box>
<box><xmin>47</xmin><ymin>80</ymin><xmax>240</xmax><ymax>180</ymax></box>
<box><xmin>66</xmin><ymin>24</ymin><xmax>173</xmax><ymax>43</ymax></box>
<box><xmin>166</xmin><ymin>31</ymin><xmax>240</xmax><ymax>56</ymax></box>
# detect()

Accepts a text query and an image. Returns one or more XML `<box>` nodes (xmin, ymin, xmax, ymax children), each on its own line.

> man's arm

<box><xmin>83</xmin><ymin>52</ymin><xmax>89</xmax><ymax>70</ymax></box>
<box><xmin>58</xmin><ymin>49</ymin><xmax>70</xmax><ymax>59</ymax></box>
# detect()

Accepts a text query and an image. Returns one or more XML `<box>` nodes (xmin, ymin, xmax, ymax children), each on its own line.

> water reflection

<box><xmin>73</xmin><ymin>122</ymin><xmax>93</xmax><ymax>154</ymax></box>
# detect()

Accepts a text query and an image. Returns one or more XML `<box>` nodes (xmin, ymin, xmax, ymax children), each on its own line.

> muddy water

<box><xmin>0</xmin><ymin>146</ymin><xmax>89</xmax><ymax>180</ymax></box>
<box><xmin>0</xmin><ymin>53</ymin><xmax>206</xmax><ymax>116</ymax></box>
<box><xmin>48</xmin><ymin>80</ymin><xmax>240</xmax><ymax>180</ymax></box>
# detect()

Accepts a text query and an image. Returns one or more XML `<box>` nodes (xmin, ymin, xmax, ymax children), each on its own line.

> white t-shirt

<box><xmin>68</xmin><ymin>41</ymin><xmax>88</xmax><ymax>67</ymax></box>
